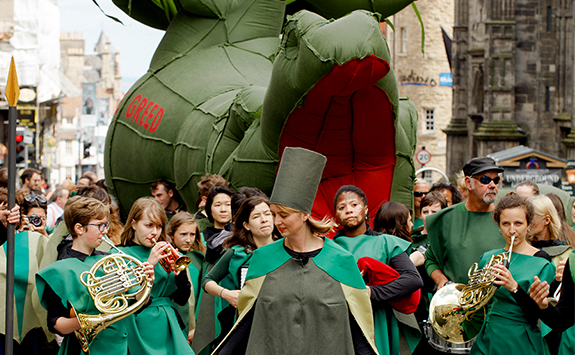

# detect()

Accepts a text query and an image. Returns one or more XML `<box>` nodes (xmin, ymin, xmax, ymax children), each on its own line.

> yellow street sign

<box><xmin>5</xmin><ymin>57</ymin><xmax>20</xmax><ymax>106</ymax></box>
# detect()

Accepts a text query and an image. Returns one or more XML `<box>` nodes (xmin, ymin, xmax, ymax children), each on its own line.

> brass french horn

<box><xmin>428</xmin><ymin>236</ymin><xmax>515</xmax><ymax>345</ymax></box>
<box><xmin>70</xmin><ymin>236</ymin><xmax>152</xmax><ymax>354</ymax></box>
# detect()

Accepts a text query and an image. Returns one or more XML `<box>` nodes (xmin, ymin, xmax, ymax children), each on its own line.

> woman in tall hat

<box><xmin>214</xmin><ymin>147</ymin><xmax>378</xmax><ymax>355</ymax></box>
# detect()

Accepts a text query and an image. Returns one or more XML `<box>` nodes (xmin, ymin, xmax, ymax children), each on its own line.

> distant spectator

<box><xmin>231</xmin><ymin>187</ymin><xmax>266</xmax><ymax>219</ymax></box>
<box><xmin>60</xmin><ymin>178</ymin><xmax>76</xmax><ymax>195</ymax></box>
<box><xmin>430</xmin><ymin>181</ymin><xmax>463</xmax><ymax>206</ymax></box>
<box><xmin>95</xmin><ymin>179</ymin><xmax>107</xmax><ymax>192</ymax></box>
<box><xmin>83</xmin><ymin>171</ymin><xmax>98</xmax><ymax>183</ymax></box>
<box><xmin>456</xmin><ymin>170</ymin><xmax>469</xmax><ymax>200</ymax></box>
<box><xmin>195</xmin><ymin>174</ymin><xmax>228</xmax><ymax>219</ymax></box>
<box><xmin>373</xmin><ymin>201</ymin><xmax>413</xmax><ymax>243</ymax></box>
<box><xmin>0</xmin><ymin>168</ymin><xmax>7</xmax><ymax>188</ymax></box>
<box><xmin>151</xmin><ymin>179</ymin><xmax>185</xmax><ymax>220</ymax></box>
<box><xmin>77</xmin><ymin>176</ymin><xmax>92</xmax><ymax>187</ymax></box>
<box><xmin>19</xmin><ymin>194</ymin><xmax>48</xmax><ymax>237</ymax></box>
<box><xmin>413</xmin><ymin>179</ymin><xmax>429</xmax><ymax>232</ymax></box>
<box><xmin>515</xmin><ymin>180</ymin><xmax>540</xmax><ymax>199</ymax></box>
<box><xmin>20</xmin><ymin>168</ymin><xmax>43</xmax><ymax>194</ymax></box>
<box><xmin>546</xmin><ymin>192</ymin><xmax>575</xmax><ymax>247</ymax></box>
<box><xmin>46</xmin><ymin>187</ymin><xmax>69</xmax><ymax>232</ymax></box>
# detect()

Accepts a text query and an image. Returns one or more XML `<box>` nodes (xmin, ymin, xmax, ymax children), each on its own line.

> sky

<box><xmin>58</xmin><ymin>0</ymin><xmax>165</xmax><ymax>92</ymax></box>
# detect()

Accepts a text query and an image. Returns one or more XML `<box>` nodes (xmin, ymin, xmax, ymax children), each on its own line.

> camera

<box><xmin>28</xmin><ymin>214</ymin><xmax>43</xmax><ymax>228</ymax></box>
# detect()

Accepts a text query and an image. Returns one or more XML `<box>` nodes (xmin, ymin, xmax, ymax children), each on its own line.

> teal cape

<box><xmin>36</xmin><ymin>254</ymin><xmax>129</xmax><ymax>355</ymax></box>
<box><xmin>334</xmin><ymin>234</ymin><xmax>421</xmax><ymax>355</ymax></box>
<box><xmin>172</xmin><ymin>250</ymin><xmax>208</xmax><ymax>334</ymax></box>
<box><xmin>469</xmin><ymin>249</ymin><xmax>556</xmax><ymax>355</ymax></box>
<box><xmin>1</xmin><ymin>231</ymin><xmax>51</xmax><ymax>343</ymax></box>
<box><xmin>192</xmin><ymin>245</ymin><xmax>252</xmax><ymax>354</ymax></box>
<box><xmin>116</xmin><ymin>245</ymin><xmax>194</xmax><ymax>355</ymax></box>
<box><xmin>214</xmin><ymin>238</ymin><xmax>378</xmax><ymax>354</ymax></box>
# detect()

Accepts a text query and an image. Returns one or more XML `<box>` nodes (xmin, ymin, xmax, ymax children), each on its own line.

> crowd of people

<box><xmin>0</xmin><ymin>151</ymin><xmax>574</xmax><ymax>355</ymax></box>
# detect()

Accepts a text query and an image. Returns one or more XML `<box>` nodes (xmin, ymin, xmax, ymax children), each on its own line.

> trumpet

<box><xmin>151</xmin><ymin>237</ymin><xmax>191</xmax><ymax>273</ymax></box>
<box><xmin>71</xmin><ymin>236</ymin><xmax>152</xmax><ymax>353</ymax></box>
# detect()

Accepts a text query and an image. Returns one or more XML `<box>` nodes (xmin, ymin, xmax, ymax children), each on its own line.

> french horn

<box><xmin>428</xmin><ymin>236</ymin><xmax>515</xmax><ymax>345</ymax></box>
<box><xmin>70</xmin><ymin>236</ymin><xmax>152</xmax><ymax>353</ymax></box>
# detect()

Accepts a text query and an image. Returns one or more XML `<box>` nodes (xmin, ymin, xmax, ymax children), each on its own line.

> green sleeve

<box><xmin>424</xmin><ymin>245</ymin><xmax>440</xmax><ymax>278</ymax></box>
<box><xmin>201</xmin><ymin>248</ymin><xmax>234</xmax><ymax>289</ymax></box>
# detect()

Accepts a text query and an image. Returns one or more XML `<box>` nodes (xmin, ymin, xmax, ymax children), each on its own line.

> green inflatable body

<box><xmin>105</xmin><ymin>0</ymin><xmax>418</xmax><ymax>221</ymax></box>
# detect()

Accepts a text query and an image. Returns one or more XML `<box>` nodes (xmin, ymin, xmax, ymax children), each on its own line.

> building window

<box><xmin>400</xmin><ymin>28</ymin><xmax>407</xmax><ymax>54</ymax></box>
<box><xmin>547</xmin><ymin>7</ymin><xmax>552</xmax><ymax>32</ymax></box>
<box><xmin>66</xmin><ymin>167</ymin><xmax>73</xmax><ymax>179</ymax></box>
<box><xmin>65</xmin><ymin>140</ymin><xmax>72</xmax><ymax>155</ymax></box>
<box><xmin>545</xmin><ymin>87</ymin><xmax>550</xmax><ymax>112</ymax></box>
<box><xmin>424</xmin><ymin>109</ymin><xmax>435</xmax><ymax>131</ymax></box>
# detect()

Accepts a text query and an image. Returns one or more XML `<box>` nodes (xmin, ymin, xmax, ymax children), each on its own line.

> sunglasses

<box><xmin>414</xmin><ymin>191</ymin><xmax>428</xmax><ymax>198</ymax></box>
<box><xmin>24</xmin><ymin>195</ymin><xmax>47</xmax><ymax>204</ymax></box>
<box><xmin>473</xmin><ymin>176</ymin><xmax>501</xmax><ymax>185</ymax></box>
<box><xmin>82</xmin><ymin>222</ymin><xmax>111</xmax><ymax>232</ymax></box>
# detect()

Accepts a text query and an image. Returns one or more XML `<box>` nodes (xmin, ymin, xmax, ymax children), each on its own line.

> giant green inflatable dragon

<box><xmin>104</xmin><ymin>0</ymin><xmax>418</xmax><ymax>221</ymax></box>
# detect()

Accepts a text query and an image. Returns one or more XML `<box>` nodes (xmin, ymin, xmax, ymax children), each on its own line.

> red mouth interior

<box><xmin>278</xmin><ymin>55</ymin><xmax>397</xmax><ymax>230</ymax></box>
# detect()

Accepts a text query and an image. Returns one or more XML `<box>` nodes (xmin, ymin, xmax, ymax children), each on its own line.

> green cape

<box><xmin>334</xmin><ymin>234</ymin><xmax>421</xmax><ymax>354</ymax></box>
<box><xmin>1</xmin><ymin>231</ymin><xmax>52</xmax><ymax>343</ymax></box>
<box><xmin>36</xmin><ymin>254</ymin><xmax>130</xmax><ymax>354</ymax></box>
<box><xmin>214</xmin><ymin>238</ymin><xmax>378</xmax><ymax>354</ymax></box>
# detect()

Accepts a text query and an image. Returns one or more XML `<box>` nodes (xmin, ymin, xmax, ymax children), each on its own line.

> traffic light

<box><xmin>15</xmin><ymin>129</ymin><xmax>26</xmax><ymax>167</ymax></box>
<box><xmin>83</xmin><ymin>142</ymin><xmax>91</xmax><ymax>158</ymax></box>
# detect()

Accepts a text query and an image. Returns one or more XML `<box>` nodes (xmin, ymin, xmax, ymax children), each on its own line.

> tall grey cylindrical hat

<box><xmin>269</xmin><ymin>147</ymin><xmax>327</xmax><ymax>214</ymax></box>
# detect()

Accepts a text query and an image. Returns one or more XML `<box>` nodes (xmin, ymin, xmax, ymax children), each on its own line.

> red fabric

<box><xmin>357</xmin><ymin>256</ymin><xmax>420</xmax><ymax>314</ymax></box>
<box><xmin>278</xmin><ymin>55</ymin><xmax>396</xmax><ymax>231</ymax></box>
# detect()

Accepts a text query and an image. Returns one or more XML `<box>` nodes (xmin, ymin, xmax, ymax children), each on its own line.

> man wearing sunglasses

<box><xmin>424</xmin><ymin>157</ymin><xmax>506</xmax><ymax>290</ymax></box>
<box><xmin>413</xmin><ymin>179</ymin><xmax>430</xmax><ymax>234</ymax></box>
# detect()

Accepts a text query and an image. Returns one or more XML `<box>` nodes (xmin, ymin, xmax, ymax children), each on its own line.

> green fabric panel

<box><xmin>390</xmin><ymin>98</ymin><xmax>418</xmax><ymax>209</ymax></box>
<box><xmin>260</xmin><ymin>10</ymin><xmax>397</xmax><ymax>155</ymax></box>
<box><xmin>13</xmin><ymin>231</ymin><xmax>29</xmax><ymax>339</ymax></box>
<box><xmin>333</xmin><ymin>233</ymin><xmax>410</xmax><ymax>263</ymax></box>
<box><xmin>112</xmin><ymin>0</ymin><xmax>173</xmax><ymax>29</ymax></box>
<box><xmin>106</xmin><ymin>0</ymin><xmax>417</xmax><ymax>222</ymax></box>
<box><xmin>245</xmin><ymin>259</ymin><xmax>356</xmax><ymax>354</ymax></box>
<box><xmin>115</xmin><ymin>246</ymin><xmax>193</xmax><ymax>354</ymax></box>
<box><xmin>246</xmin><ymin>238</ymin><xmax>366</xmax><ymax>289</ymax></box>
<box><xmin>411</xmin><ymin>233</ymin><xmax>428</xmax><ymax>251</ymax></box>
<box><xmin>470</xmin><ymin>249</ymin><xmax>556</xmax><ymax>355</ymax></box>
<box><xmin>333</xmin><ymin>234</ymin><xmax>419</xmax><ymax>355</ymax></box>
<box><xmin>558</xmin><ymin>325</ymin><xmax>574</xmax><ymax>355</ymax></box>
<box><xmin>269</xmin><ymin>147</ymin><xmax>327</xmax><ymax>214</ymax></box>
<box><xmin>172</xmin><ymin>250</ymin><xmax>207</xmax><ymax>332</ymax></box>
<box><xmin>0</xmin><ymin>232</ymin><xmax>50</xmax><ymax>342</ymax></box>
<box><xmin>40</xmin><ymin>221</ymin><xmax>68</xmax><ymax>271</ymax></box>
<box><xmin>293</xmin><ymin>0</ymin><xmax>415</xmax><ymax>20</ymax></box>
<box><xmin>36</xmin><ymin>254</ymin><xmax>131</xmax><ymax>354</ymax></box>
<box><xmin>425</xmin><ymin>203</ymin><xmax>505</xmax><ymax>284</ymax></box>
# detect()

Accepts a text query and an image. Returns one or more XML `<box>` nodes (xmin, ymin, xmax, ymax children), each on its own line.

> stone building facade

<box><xmin>444</xmin><ymin>0</ymin><xmax>575</xmax><ymax>176</ymax></box>
<box><xmin>385</xmin><ymin>0</ymin><xmax>455</xmax><ymax>182</ymax></box>
<box><xmin>56</xmin><ymin>32</ymin><xmax>123</xmax><ymax>183</ymax></box>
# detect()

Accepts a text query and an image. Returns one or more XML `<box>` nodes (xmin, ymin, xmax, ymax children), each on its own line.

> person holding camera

<box><xmin>19</xmin><ymin>194</ymin><xmax>48</xmax><ymax>238</ymax></box>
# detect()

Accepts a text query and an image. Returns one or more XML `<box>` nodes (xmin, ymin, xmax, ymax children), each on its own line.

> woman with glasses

<box><xmin>36</xmin><ymin>196</ymin><xmax>155</xmax><ymax>354</ymax></box>
<box><xmin>19</xmin><ymin>194</ymin><xmax>48</xmax><ymax>237</ymax></box>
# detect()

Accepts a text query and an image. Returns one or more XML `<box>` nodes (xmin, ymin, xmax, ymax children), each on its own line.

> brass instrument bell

<box><xmin>151</xmin><ymin>238</ymin><xmax>191</xmax><ymax>273</ymax></box>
